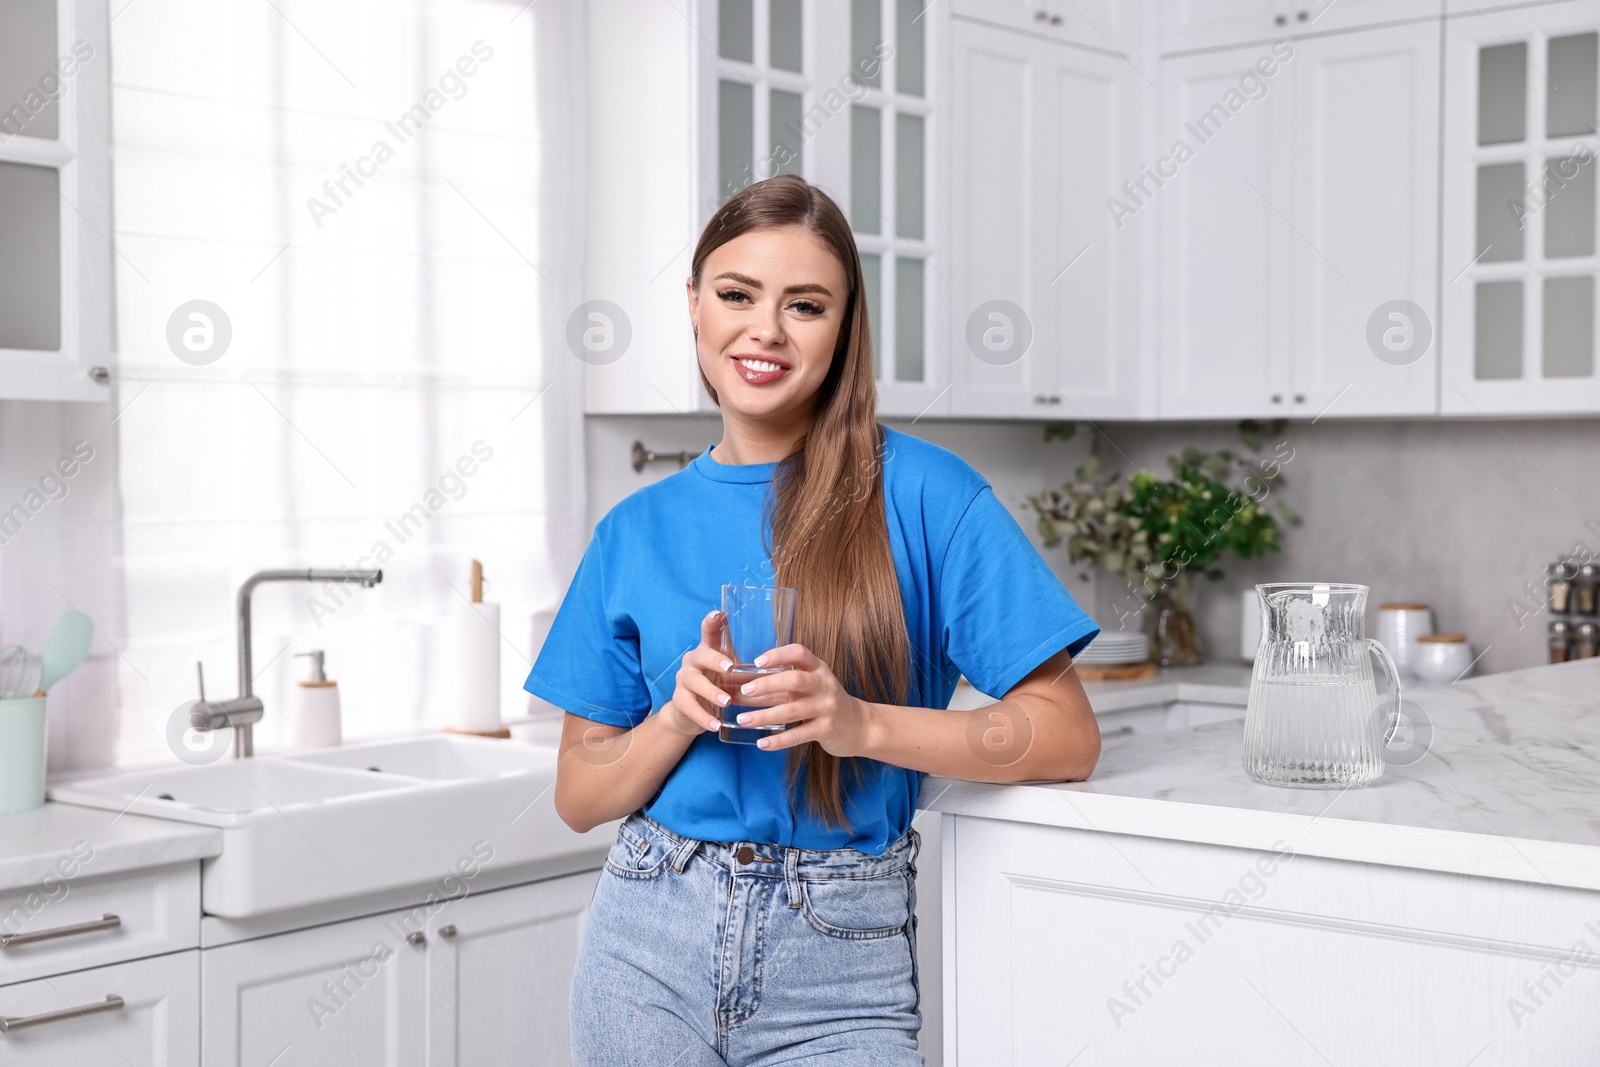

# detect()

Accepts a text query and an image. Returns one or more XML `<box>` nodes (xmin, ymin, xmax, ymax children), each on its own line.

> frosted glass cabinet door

<box><xmin>0</xmin><ymin>0</ymin><xmax>111</xmax><ymax>402</ymax></box>
<box><xmin>1442</xmin><ymin>0</ymin><xmax>1600</xmax><ymax>415</ymax></box>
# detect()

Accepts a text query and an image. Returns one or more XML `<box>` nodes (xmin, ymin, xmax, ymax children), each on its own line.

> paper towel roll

<box><xmin>455</xmin><ymin>601</ymin><xmax>503</xmax><ymax>732</ymax></box>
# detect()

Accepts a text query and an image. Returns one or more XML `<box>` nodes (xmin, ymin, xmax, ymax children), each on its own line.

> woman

<box><xmin>525</xmin><ymin>174</ymin><xmax>1102</xmax><ymax>1066</ymax></box>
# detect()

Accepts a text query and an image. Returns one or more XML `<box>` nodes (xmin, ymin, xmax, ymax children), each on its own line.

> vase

<box><xmin>1146</xmin><ymin>571</ymin><xmax>1205</xmax><ymax>667</ymax></box>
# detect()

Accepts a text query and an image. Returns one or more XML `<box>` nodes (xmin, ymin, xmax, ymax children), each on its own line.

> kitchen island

<box><xmin>923</xmin><ymin>658</ymin><xmax>1600</xmax><ymax>1065</ymax></box>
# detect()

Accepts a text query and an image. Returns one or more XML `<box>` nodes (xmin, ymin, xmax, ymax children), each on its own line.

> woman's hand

<box><xmin>727</xmin><ymin>644</ymin><xmax>875</xmax><ymax>756</ymax></box>
<box><xmin>662</xmin><ymin>610</ymin><xmax>735</xmax><ymax>740</ymax></box>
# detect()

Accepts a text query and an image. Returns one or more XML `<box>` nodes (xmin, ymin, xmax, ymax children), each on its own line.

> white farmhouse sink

<box><xmin>48</xmin><ymin>734</ymin><xmax>615</xmax><ymax>919</ymax></box>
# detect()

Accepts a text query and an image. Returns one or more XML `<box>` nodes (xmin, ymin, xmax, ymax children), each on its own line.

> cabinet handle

<box><xmin>406</xmin><ymin>931</ymin><xmax>425</xmax><ymax>946</ymax></box>
<box><xmin>1035</xmin><ymin>9</ymin><xmax>1048</xmax><ymax>20</ymax></box>
<box><xmin>1049</xmin><ymin>13</ymin><xmax>1062</xmax><ymax>23</ymax></box>
<box><xmin>1297</xmin><ymin>9</ymin><xmax>1309</xmax><ymax>19</ymax></box>
<box><xmin>1270</xmin><ymin>393</ymin><xmax>1283</xmax><ymax>404</ymax></box>
<box><xmin>1293</xmin><ymin>392</ymin><xmax>1306</xmax><ymax>403</ymax></box>
<box><xmin>1103</xmin><ymin>726</ymin><xmax>1135</xmax><ymax>737</ymax></box>
<box><xmin>1274</xmin><ymin>13</ymin><xmax>1287</xmax><ymax>24</ymax></box>
<box><xmin>0</xmin><ymin>995</ymin><xmax>125</xmax><ymax>1033</ymax></box>
<box><xmin>0</xmin><ymin>913</ymin><xmax>120</xmax><ymax>948</ymax></box>
<box><xmin>438</xmin><ymin>924</ymin><xmax>457</xmax><ymax>938</ymax></box>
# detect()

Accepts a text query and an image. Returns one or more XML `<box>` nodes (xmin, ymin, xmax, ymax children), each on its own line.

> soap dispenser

<box><xmin>290</xmin><ymin>650</ymin><xmax>342</xmax><ymax>750</ymax></box>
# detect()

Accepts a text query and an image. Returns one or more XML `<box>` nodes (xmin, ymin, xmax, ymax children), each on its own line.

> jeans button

<box><xmin>736</xmin><ymin>846</ymin><xmax>754</xmax><ymax>864</ymax></box>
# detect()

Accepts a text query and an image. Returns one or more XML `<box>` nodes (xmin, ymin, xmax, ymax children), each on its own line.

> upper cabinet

<box><xmin>948</xmin><ymin>14</ymin><xmax>1147</xmax><ymax>419</ymax></box>
<box><xmin>586</xmin><ymin>0</ymin><xmax>947</xmax><ymax>418</ymax></box>
<box><xmin>1441</xmin><ymin>0</ymin><xmax>1600</xmax><ymax>416</ymax></box>
<box><xmin>1161</xmin><ymin>0</ymin><xmax>1444</xmax><ymax>54</ymax></box>
<box><xmin>0</xmin><ymin>0</ymin><xmax>111</xmax><ymax>402</ymax></box>
<box><xmin>1159</xmin><ymin>23</ymin><xmax>1441</xmax><ymax>419</ymax></box>
<box><xmin>951</xmin><ymin>0</ymin><xmax>1142</xmax><ymax>56</ymax></box>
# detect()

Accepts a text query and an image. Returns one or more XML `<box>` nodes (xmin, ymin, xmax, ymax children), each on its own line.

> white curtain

<box><xmin>98</xmin><ymin>0</ymin><xmax>588</xmax><ymax>767</ymax></box>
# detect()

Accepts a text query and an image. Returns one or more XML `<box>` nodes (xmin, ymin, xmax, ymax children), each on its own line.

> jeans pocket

<box><xmin>602</xmin><ymin>821</ymin><xmax>671</xmax><ymax>881</ymax></box>
<box><xmin>799</xmin><ymin>872</ymin><xmax>910</xmax><ymax>940</ymax></box>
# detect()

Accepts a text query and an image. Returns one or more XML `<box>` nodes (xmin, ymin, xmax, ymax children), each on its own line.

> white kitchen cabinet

<box><xmin>1159</xmin><ymin>24</ymin><xmax>1440</xmax><ymax>418</ymax></box>
<box><xmin>1289</xmin><ymin>20</ymin><xmax>1441</xmax><ymax>417</ymax></box>
<box><xmin>201</xmin><ymin>901</ymin><xmax>426</xmax><ymax>1066</ymax></box>
<box><xmin>201</xmin><ymin>870</ymin><xmax>597</xmax><ymax>1067</ymax></box>
<box><xmin>1441</xmin><ymin>0</ymin><xmax>1600</xmax><ymax>416</ymax></box>
<box><xmin>422</xmin><ymin>871</ymin><xmax>596</xmax><ymax>1067</ymax></box>
<box><xmin>0</xmin><ymin>861</ymin><xmax>199</xmax><ymax>987</ymax></box>
<box><xmin>0</xmin><ymin>0</ymin><xmax>112</xmax><ymax>402</ymax></box>
<box><xmin>0</xmin><ymin>949</ymin><xmax>198</xmax><ymax>1065</ymax></box>
<box><xmin>945</xmin><ymin>814</ymin><xmax>1600</xmax><ymax>1064</ymax></box>
<box><xmin>1158</xmin><ymin>43</ymin><xmax>1293</xmax><ymax>417</ymax></box>
<box><xmin>951</xmin><ymin>0</ymin><xmax>1142</xmax><ymax>56</ymax></box>
<box><xmin>586</xmin><ymin>0</ymin><xmax>948</xmax><ymax>419</ymax></box>
<box><xmin>948</xmin><ymin>17</ymin><xmax>1146</xmax><ymax>419</ymax></box>
<box><xmin>1161</xmin><ymin>0</ymin><xmax>1442</xmax><ymax>54</ymax></box>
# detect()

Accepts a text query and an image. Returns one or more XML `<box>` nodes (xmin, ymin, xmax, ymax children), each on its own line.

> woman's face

<box><xmin>687</xmin><ymin>225</ymin><xmax>849</xmax><ymax>425</ymax></box>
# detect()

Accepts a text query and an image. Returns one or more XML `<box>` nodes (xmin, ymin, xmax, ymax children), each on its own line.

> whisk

<box><xmin>0</xmin><ymin>645</ymin><xmax>42</xmax><ymax>699</ymax></box>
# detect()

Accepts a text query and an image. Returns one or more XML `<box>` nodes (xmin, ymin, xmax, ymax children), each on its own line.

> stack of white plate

<box><xmin>1075</xmin><ymin>631</ymin><xmax>1151</xmax><ymax>666</ymax></box>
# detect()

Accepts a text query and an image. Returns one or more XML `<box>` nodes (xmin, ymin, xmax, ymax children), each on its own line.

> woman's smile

<box><xmin>731</xmin><ymin>352</ymin><xmax>793</xmax><ymax>385</ymax></box>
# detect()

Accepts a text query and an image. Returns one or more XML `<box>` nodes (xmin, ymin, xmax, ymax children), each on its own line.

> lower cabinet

<box><xmin>0</xmin><ymin>948</ymin><xmax>199</xmax><ymax>1065</ymax></box>
<box><xmin>202</xmin><ymin>870</ymin><xmax>599</xmax><ymax>1067</ymax></box>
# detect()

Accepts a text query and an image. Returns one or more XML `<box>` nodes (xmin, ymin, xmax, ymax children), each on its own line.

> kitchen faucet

<box><xmin>186</xmin><ymin>568</ymin><xmax>382</xmax><ymax>757</ymax></box>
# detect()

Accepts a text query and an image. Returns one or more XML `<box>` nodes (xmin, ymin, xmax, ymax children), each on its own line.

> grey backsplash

<box><xmin>587</xmin><ymin>414</ymin><xmax>1600</xmax><ymax>677</ymax></box>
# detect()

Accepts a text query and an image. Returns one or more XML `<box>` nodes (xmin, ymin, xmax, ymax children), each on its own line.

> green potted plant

<box><xmin>1026</xmin><ymin>422</ymin><xmax>1300</xmax><ymax>667</ymax></box>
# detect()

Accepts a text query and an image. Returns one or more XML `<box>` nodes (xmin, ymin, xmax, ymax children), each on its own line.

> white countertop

<box><xmin>922</xmin><ymin>658</ymin><xmax>1600</xmax><ymax>891</ymax></box>
<box><xmin>0</xmin><ymin>802</ymin><xmax>223</xmax><ymax>894</ymax></box>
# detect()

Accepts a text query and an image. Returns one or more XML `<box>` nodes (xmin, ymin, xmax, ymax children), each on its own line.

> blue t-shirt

<box><xmin>523</xmin><ymin>425</ymin><xmax>1100</xmax><ymax>855</ymax></box>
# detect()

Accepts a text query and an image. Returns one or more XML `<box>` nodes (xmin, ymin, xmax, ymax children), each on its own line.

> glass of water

<box><xmin>717</xmin><ymin>584</ymin><xmax>798</xmax><ymax>745</ymax></box>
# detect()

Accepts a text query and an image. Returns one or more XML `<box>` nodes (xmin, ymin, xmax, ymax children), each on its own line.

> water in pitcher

<box><xmin>1243</xmin><ymin>676</ymin><xmax>1386</xmax><ymax>787</ymax></box>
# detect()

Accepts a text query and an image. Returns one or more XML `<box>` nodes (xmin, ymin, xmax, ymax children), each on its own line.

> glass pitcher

<box><xmin>1243</xmin><ymin>583</ymin><xmax>1402</xmax><ymax>788</ymax></box>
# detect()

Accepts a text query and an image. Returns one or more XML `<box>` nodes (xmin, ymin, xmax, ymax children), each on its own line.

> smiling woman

<box><xmin>525</xmin><ymin>174</ymin><xmax>1102</xmax><ymax>1066</ymax></box>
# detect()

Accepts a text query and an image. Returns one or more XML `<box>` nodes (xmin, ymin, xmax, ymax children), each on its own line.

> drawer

<box><xmin>0</xmin><ymin>861</ymin><xmax>199</xmax><ymax>987</ymax></box>
<box><xmin>0</xmin><ymin>948</ymin><xmax>198</xmax><ymax>1065</ymax></box>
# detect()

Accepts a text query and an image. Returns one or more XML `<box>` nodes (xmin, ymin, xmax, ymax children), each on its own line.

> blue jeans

<box><xmin>570</xmin><ymin>809</ymin><xmax>924</xmax><ymax>1066</ymax></box>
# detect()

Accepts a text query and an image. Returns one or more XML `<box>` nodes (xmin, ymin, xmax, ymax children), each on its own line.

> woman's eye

<box><xmin>792</xmin><ymin>300</ymin><xmax>824</xmax><ymax>315</ymax></box>
<box><xmin>716</xmin><ymin>288</ymin><xmax>749</xmax><ymax>304</ymax></box>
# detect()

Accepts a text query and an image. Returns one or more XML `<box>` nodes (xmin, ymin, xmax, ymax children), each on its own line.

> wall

<box><xmin>0</xmin><ymin>398</ymin><xmax>121</xmax><ymax>773</ymax></box>
<box><xmin>586</xmin><ymin>413</ymin><xmax>1600</xmax><ymax>679</ymax></box>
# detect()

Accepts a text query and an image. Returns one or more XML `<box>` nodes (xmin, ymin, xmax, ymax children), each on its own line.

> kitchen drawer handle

<box><xmin>438</xmin><ymin>924</ymin><xmax>457</xmax><ymax>938</ymax></box>
<box><xmin>0</xmin><ymin>913</ymin><xmax>120</xmax><ymax>949</ymax></box>
<box><xmin>0</xmin><ymin>995</ymin><xmax>125</xmax><ymax>1033</ymax></box>
<box><xmin>1103</xmin><ymin>725</ymin><xmax>1135</xmax><ymax>737</ymax></box>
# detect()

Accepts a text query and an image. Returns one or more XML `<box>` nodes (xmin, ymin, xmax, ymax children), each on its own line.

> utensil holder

<box><xmin>0</xmin><ymin>696</ymin><xmax>48</xmax><ymax>813</ymax></box>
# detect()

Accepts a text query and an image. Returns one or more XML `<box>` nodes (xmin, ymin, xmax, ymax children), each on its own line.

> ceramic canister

<box><xmin>1377</xmin><ymin>602</ymin><xmax>1434</xmax><ymax>678</ymax></box>
<box><xmin>1412</xmin><ymin>633</ymin><xmax>1474</xmax><ymax>681</ymax></box>
<box><xmin>0</xmin><ymin>696</ymin><xmax>48</xmax><ymax>813</ymax></box>
<box><xmin>1240</xmin><ymin>587</ymin><xmax>1263</xmax><ymax>663</ymax></box>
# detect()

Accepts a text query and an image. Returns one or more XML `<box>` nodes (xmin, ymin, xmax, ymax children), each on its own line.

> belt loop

<box><xmin>669</xmin><ymin>834</ymin><xmax>698</xmax><ymax>873</ymax></box>
<box><xmin>784</xmin><ymin>845</ymin><xmax>802</xmax><ymax>908</ymax></box>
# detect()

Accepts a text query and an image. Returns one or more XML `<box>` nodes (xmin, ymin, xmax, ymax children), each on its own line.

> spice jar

<box><xmin>1548</xmin><ymin>562</ymin><xmax>1577</xmax><ymax>614</ymax></box>
<box><xmin>1549</xmin><ymin>619</ymin><xmax>1573</xmax><ymax>663</ymax></box>
<box><xmin>1577</xmin><ymin>563</ymin><xmax>1600</xmax><ymax>616</ymax></box>
<box><xmin>1577</xmin><ymin>621</ymin><xmax>1599</xmax><ymax>660</ymax></box>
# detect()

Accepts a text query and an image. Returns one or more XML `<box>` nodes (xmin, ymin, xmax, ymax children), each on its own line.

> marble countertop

<box><xmin>0</xmin><ymin>802</ymin><xmax>223</xmax><ymax>894</ymax></box>
<box><xmin>921</xmin><ymin>658</ymin><xmax>1600</xmax><ymax>891</ymax></box>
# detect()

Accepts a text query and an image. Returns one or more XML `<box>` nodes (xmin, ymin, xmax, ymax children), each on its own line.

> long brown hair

<box><xmin>690</xmin><ymin>174</ymin><xmax>911</xmax><ymax>832</ymax></box>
